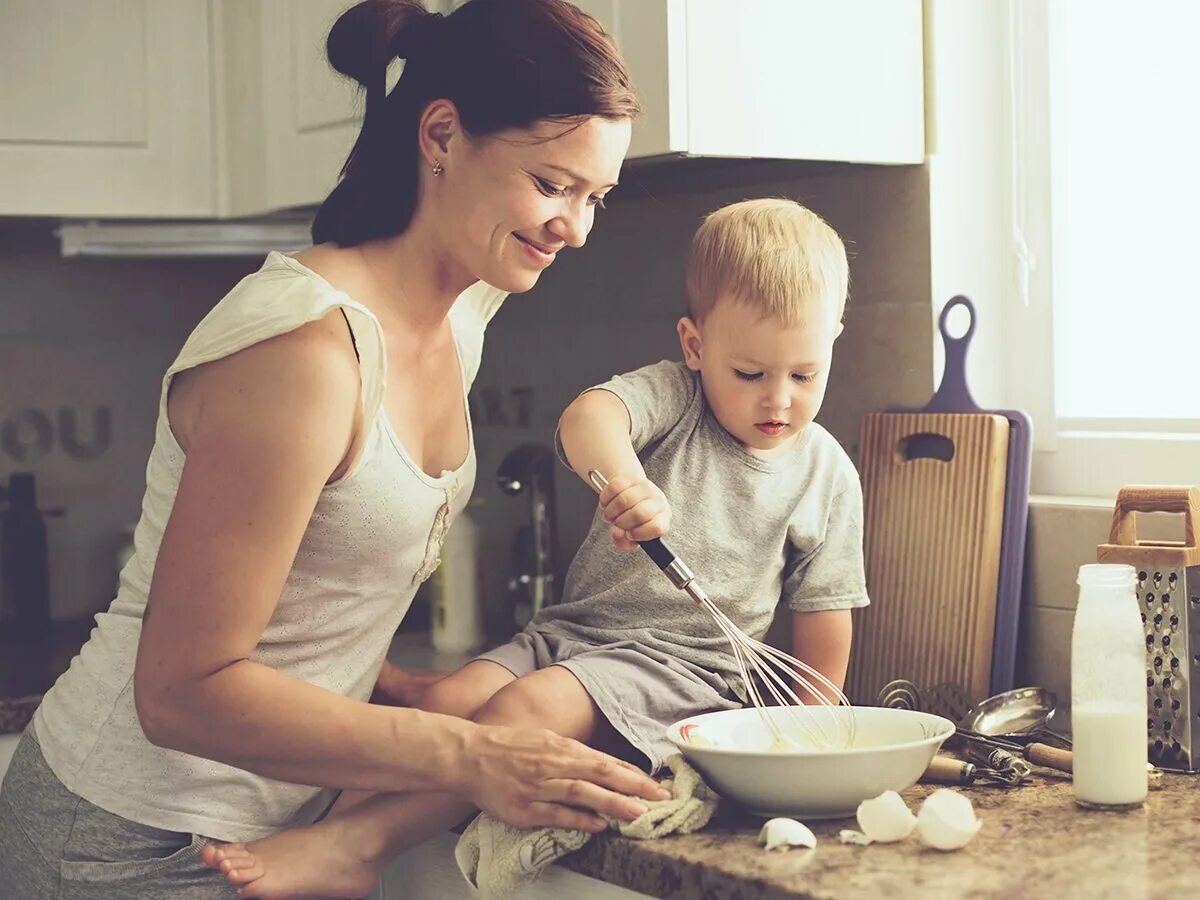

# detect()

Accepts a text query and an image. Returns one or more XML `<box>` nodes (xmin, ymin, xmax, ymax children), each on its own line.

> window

<box><xmin>1012</xmin><ymin>0</ymin><xmax>1200</xmax><ymax>497</ymax></box>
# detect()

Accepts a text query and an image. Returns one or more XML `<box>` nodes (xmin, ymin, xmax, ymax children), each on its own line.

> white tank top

<box><xmin>33</xmin><ymin>251</ymin><xmax>506</xmax><ymax>841</ymax></box>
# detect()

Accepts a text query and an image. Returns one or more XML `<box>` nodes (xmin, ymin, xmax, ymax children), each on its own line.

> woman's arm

<box><xmin>134</xmin><ymin>316</ymin><xmax>663</xmax><ymax>825</ymax></box>
<box><xmin>135</xmin><ymin>316</ymin><xmax>461</xmax><ymax>789</ymax></box>
<box><xmin>790</xmin><ymin>609</ymin><xmax>853</xmax><ymax>704</ymax></box>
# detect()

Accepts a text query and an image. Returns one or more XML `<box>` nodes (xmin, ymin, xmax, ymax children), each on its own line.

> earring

<box><xmin>431</xmin><ymin>160</ymin><xmax>444</xmax><ymax>177</ymax></box>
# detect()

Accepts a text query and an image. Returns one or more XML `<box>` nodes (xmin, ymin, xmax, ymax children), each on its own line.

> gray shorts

<box><xmin>0</xmin><ymin>726</ymin><xmax>237</xmax><ymax>899</ymax></box>
<box><xmin>475</xmin><ymin>628</ymin><xmax>742</xmax><ymax>773</ymax></box>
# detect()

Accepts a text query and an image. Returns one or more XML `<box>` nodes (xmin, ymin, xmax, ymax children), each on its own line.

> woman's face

<box><xmin>435</xmin><ymin>116</ymin><xmax>632</xmax><ymax>293</ymax></box>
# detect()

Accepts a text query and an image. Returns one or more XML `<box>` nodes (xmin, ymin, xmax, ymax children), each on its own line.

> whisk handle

<box><xmin>638</xmin><ymin>537</ymin><xmax>701</xmax><ymax>595</ymax></box>
<box><xmin>639</xmin><ymin>537</ymin><xmax>676</xmax><ymax>570</ymax></box>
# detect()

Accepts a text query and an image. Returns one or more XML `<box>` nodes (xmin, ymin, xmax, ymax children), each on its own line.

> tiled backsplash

<box><xmin>468</xmin><ymin>159</ymin><xmax>934</xmax><ymax>629</ymax></box>
<box><xmin>1018</xmin><ymin>499</ymin><xmax>1186</xmax><ymax>722</ymax></box>
<box><xmin>3</xmin><ymin>158</ymin><xmax>936</xmax><ymax>641</ymax></box>
<box><xmin>0</xmin><ymin>223</ymin><xmax>256</xmax><ymax>620</ymax></box>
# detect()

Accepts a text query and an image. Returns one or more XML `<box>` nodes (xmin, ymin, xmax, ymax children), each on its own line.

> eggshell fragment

<box><xmin>856</xmin><ymin>790</ymin><xmax>917</xmax><ymax>843</ymax></box>
<box><xmin>757</xmin><ymin>818</ymin><xmax>817</xmax><ymax>851</ymax></box>
<box><xmin>838</xmin><ymin>829</ymin><xmax>874</xmax><ymax>845</ymax></box>
<box><xmin>915</xmin><ymin>789</ymin><xmax>982</xmax><ymax>850</ymax></box>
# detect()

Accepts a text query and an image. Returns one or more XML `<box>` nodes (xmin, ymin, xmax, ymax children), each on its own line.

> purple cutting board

<box><xmin>892</xmin><ymin>295</ymin><xmax>1032</xmax><ymax>696</ymax></box>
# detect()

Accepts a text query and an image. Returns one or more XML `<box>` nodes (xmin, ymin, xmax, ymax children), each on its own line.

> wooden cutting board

<box><xmin>846</xmin><ymin>411</ymin><xmax>1010</xmax><ymax>705</ymax></box>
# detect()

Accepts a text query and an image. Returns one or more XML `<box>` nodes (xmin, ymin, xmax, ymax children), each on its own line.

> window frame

<box><xmin>1008</xmin><ymin>0</ymin><xmax>1200</xmax><ymax>499</ymax></box>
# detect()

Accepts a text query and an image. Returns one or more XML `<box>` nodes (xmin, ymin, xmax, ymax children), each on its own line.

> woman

<box><xmin>0</xmin><ymin>0</ymin><xmax>664</xmax><ymax>895</ymax></box>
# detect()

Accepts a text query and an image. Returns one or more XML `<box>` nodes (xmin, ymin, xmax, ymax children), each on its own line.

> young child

<box><xmin>203</xmin><ymin>198</ymin><xmax>869</xmax><ymax>898</ymax></box>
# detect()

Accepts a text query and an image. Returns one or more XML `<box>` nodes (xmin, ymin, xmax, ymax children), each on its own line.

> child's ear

<box><xmin>677</xmin><ymin>317</ymin><xmax>703</xmax><ymax>370</ymax></box>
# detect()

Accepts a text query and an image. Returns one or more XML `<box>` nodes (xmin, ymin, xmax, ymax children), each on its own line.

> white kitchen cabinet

<box><xmin>0</xmin><ymin>0</ymin><xmax>215</xmax><ymax>217</ymax></box>
<box><xmin>576</xmin><ymin>0</ymin><xmax>925</xmax><ymax>163</ymax></box>
<box><xmin>215</xmin><ymin>0</ymin><xmax>361</xmax><ymax>217</ymax></box>
<box><xmin>445</xmin><ymin>0</ymin><xmax>924</xmax><ymax>164</ymax></box>
<box><xmin>216</xmin><ymin>0</ymin><xmax>460</xmax><ymax>216</ymax></box>
<box><xmin>0</xmin><ymin>0</ymin><xmax>450</xmax><ymax>219</ymax></box>
<box><xmin>0</xmin><ymin>0</ymin><xmax>922</xmax><ymax>219</ymax></box>
<box><xmin>0</xmin><ymin>0</ymin><xmax>366</xmax><ymax>219</ymax></box>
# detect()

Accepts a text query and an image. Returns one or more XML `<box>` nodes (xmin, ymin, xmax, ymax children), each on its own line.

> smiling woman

<box><xmin>0</xmin><ymin>2</ymin><xmax>663</xmax><ymax>898</ymax></box>
<box><xmin>313</xmin><ymin>0</ymin><xmax>639</xmax><ymax>252</ymax></box>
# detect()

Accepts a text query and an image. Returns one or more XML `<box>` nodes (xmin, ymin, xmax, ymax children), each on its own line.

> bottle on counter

<box><xmin>0</xmin><ymin>472</ymin><xmax>50</xmax><ymax>634</ymax></box>
<box><xmin>430</xmin><ymin>498</ymin><xmax>484</xmax><ymax>656</ymax></box>
<box><xmin>1070</xmin><ymin>563</ymin><xmax>1148</xmax><ymax>809</ymax></box>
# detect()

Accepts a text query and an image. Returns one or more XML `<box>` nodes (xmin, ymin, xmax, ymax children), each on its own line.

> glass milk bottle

<box><xmin>1071</xmin><ymin>563</ymin><xmax>1148</xmax><ymax>809</ymax></box>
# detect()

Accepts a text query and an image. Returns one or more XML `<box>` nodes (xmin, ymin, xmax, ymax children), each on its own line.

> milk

<box><xmin>1072</xmin><ymin>702</ymin><xmax>1148</xmax><ymax>808</ymax></box>
<box><xmin>1070</xmin><ymin>564</ymin><xmax>1147</xmax><ymax>810</ymax></box>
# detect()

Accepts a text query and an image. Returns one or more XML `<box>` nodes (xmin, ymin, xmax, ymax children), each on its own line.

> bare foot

<box><xmin>200</xmin><ymin>820</ymin><xmax>383</xmax><ymax>899</ymax></box>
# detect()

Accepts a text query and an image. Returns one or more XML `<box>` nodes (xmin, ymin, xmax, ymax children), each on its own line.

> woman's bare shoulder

<box><xmin>169</xmin><ymin>311</ymin><xmax>361</xmax><ymax>464</ymax></box>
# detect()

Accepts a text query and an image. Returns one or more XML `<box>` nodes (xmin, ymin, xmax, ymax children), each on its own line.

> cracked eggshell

<box><xmin>838</xmin><ymin>829</ymin><xmax>874</xmax><ymax>846</ymax></box>
<box><xmin>855</xmin><ymin>790</ymin><xmax>917</xmax><ymax>843</ymax></box>
<box><xmin>916</xmin><ymin>789</ymin><xmax>982</xmax><ymax>850</ymax></box>
<box><xmin>757</xmin><ymin>818</ymin><xmax>817</xmax><ymax>851</ymax></box>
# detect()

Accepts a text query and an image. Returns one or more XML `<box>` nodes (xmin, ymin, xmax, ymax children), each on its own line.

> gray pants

<box><xmin>0</xmin><ymin>726</ymin><xmax>237</xmax><ymax>899</ymax></box>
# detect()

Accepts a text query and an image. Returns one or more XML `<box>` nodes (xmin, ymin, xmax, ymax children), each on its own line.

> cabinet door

<box><xmin>683</xmin><ymin>0</ymin><xmax>924</xmax><ymax>164</ymax></box>
<box><xmin>218</xmin><ymin>0</ymin><xmax>361</xmax><ymax>216</ymax></box>
<box><xmin>549</xmin><ymin>0</ymin><xmax>923</xmax><ymax>164</ymax></box>
<box><xmin>0</xmin><ymin>0</ymin><xmax>214</xmax><ymax>217</ymax></box>
<box><xmin>569</xmin><ymin>0</ymin><xmax>683</xmax><ymax>160</ymax></box>
<box><xmin>220</xmin><ymin>0</ymin><xmax>465</xmax><ymax>217</ymax></box>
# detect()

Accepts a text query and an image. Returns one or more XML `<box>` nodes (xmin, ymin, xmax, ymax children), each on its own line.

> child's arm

<box><xmin>790</xmin><ymin>609</ymin><xmax>853</xmax><ymax>704</ymax></box>
<box><xmin>558</xmin><ymin>389</ymin><xmax>670</xmax><ymax>550</ymax></box>
<box><xmin>558</xmin><ymin>389</ymin><xmax>644</xmax><ymax>486</ymax></box>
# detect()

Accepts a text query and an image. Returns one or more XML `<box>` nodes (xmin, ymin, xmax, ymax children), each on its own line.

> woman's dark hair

<box><xmin>312</xmin><ymin>0</ymin><xmax>640</xmax><ymax>246</ymax></box>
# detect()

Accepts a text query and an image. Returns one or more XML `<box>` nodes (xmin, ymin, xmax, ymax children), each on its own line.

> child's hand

<box><xmin>596</xmin><ymin>473</ymin><xmax>671</xmax><ymax>551</ymax></box>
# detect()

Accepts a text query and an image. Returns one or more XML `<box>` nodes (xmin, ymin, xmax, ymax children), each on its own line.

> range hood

<box><xmin>56</xmin><ymin>214</ymin><xmax>314</xmax><ymax>258</ymax></box>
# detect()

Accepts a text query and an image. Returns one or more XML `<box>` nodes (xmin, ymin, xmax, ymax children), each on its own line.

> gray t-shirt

<box><xmin>532</xmin><ymin>360</ymin><xmax>869</xmax><ymax>696</ymax></box>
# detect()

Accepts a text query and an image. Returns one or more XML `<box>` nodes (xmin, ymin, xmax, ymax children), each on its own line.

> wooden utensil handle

<box><xmin>1025</xmin><ymin>742</ymin><xmax>1073</xmax><ymax>773</ymax></box>
<box><xmin>922</xmin><ymin>755</ymin><xmax>976</xmax><ymax>784</ymax></box>
<box><xmin>1109</xmin><ymin>485</ymin><xmax>1200</xmax><ymax>548</ymax></box>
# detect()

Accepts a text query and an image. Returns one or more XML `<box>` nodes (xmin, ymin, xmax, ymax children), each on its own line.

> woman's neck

<box><xmin>357</xmin><ymin>224</ymin><xmax>474</xmax><ymax>336</ymax></box>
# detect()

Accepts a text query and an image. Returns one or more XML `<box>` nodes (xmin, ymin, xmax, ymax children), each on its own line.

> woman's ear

<box><xmin>417</xmin><ymin>99</ymin><xmax>461</xmax><ymax>169</ymax></box>
<box><xmin>677</xmin><ymin>317</ymin><xmax>703</xmax><ymax>371</ymax></box>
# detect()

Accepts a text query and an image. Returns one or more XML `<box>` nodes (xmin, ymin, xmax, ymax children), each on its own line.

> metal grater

<box><xmin>1097</xmin><ymin>486</ymin><xmax>1200</xmax><ymax>773</ymax></box>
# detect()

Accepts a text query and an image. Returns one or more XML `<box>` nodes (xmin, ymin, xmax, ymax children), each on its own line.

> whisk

<box><xmin>587</xmin><ymin>470</ymin><xmax>856</xmax><ymax>751</ymax></box>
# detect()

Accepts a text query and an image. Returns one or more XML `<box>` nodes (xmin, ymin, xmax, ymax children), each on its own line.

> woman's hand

<box><xmin>456</xmin><ymin>723</ymin><xmax>671</xmax><ymax>832</ymax></box>
<box><xmin>596</xmin><ymin>473</ymin><xmax>670</xmax><ymax>551</ymax></box>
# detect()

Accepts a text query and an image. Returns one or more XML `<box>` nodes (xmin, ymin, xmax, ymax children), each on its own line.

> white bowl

<box><xmin>667</xmin><ymin>706</ymin><xmax>955</xmax><ymax>819</ymax></box>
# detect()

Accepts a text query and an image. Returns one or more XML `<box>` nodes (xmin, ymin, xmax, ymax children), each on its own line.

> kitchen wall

<box><xmin>468</xmin><ymin>158</ymin><xmax>934</xmax><ymax>633</ymax></box>
<box><xmin>0</xmin><ymin>221</ymin><xmax>257</xmax><ymax>621</ymax></box>
<box><xmin>1</xmin><ymin>158</ymin><xmax>1135</xmax><ymax>718</ymax></box>
<box><xmin>0</xmin><ymin>159</ymin><xmax>934</xmax><ymax>635</ymax></box>
<box><xmin>1019</xmin><ymin>501</ymin><xmax>1185</xmax><ymax>726</ymax></box>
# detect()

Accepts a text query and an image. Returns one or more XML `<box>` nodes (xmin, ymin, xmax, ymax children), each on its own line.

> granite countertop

<box><xmin>564</xmin><ymin>771</ymin><xmax>1189</xmax><ymax>900</ymax></box>
<box><xmin>385</xmin><ymin>632</ymin><xmax>1186</xmax><ymax>898</ymax></box>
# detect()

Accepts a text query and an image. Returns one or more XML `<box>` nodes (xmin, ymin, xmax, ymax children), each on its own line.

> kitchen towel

<box><xmin>454</xmin><ymin>753</ymin><xmax>718</xmax><ymax>898</ymax></box>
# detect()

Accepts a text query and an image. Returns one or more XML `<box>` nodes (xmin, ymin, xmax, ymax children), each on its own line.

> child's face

<box><xmin>677</xmin><ymin>296</ymin><xmax>842</xmax><ymax>454</ymax></box>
